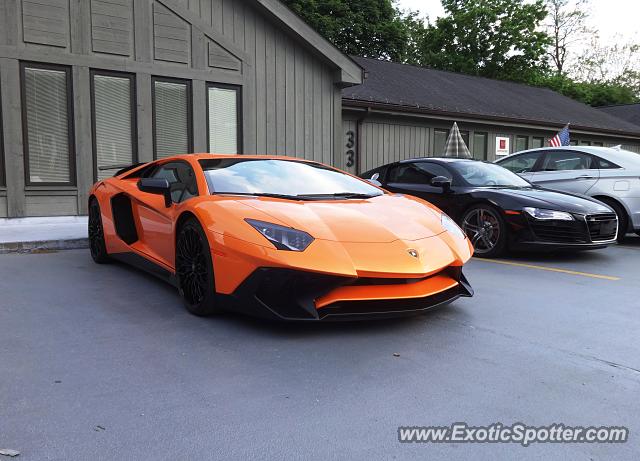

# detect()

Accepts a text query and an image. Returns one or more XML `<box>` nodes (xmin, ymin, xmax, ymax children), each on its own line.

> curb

<box><xmin>0</xmin><ymin>238</ymin><xmax>89</xmax><ymax>254</ymax></box>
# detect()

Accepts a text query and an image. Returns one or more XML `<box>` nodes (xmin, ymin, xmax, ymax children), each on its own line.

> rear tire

<box><xmin>88</xmin><ymin>199</ymin><xmax>110</xmax><ymax>264</ymax></box>
<box><xmin>175</xmin><ymin>218</ymin><xmax>220</xmax><ymax>316</ymax></box>
<box><xmin>597</xmin><ymin>197</ymin><xmax>628</xmax><ymax>243</ymax></box>
<box><xmin>461</xmin><ymin>204</ymin><xmax>508</xmax><ymax>258</ymax></box>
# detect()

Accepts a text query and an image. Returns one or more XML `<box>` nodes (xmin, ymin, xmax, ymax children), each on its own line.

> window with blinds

<box><xmin>207</xmin><ymin>85</ymin><xmax>239</xmax><ymax>154</ymax></box>
<box><xmin>472</xmin><ymin>132</ymin><xmax>488</xmax><ymax>160</ymax></box>
<box><xmin>153</xmin><ymin>79</ymin><xmax>191</xmax><ymax>159</ymax></box>
<box><xmin>515</xmin><ymin>135</ymin><xmax>529</xmax><ymax>153</ymax></box>
<box><xmin>433</xmin><ymin>129</ymin><xmax>449</xmax><ymax>155</ymax></box>
<box><xmin>92</xmin><ymin>72</ymin><xmax>136</xmax><ymax>180</ymax></box>
<box><xmin>23</xmin><ymin>65</ymin><xmax>73</xmax><ymax>184</ymax></box>
<box><xmin>531</xmin><ymin>137</ymin><xmax>545</xmax><ymax>149</ymax></box>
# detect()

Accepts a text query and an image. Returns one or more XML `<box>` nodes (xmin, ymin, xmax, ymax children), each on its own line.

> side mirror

<box><xmin>431</xmin><ymin>176</ymin><xmax>452</xmax><ymax>191</ymax></box>
<box><xmin>137</xmin><ymin>178</ymin><xmax>172</xmax><ymax>207</ymax></box>
<box><xmin>367</xmin><ymin>172</ymin><xmax>382</xmax><ymax>187</ymax></box>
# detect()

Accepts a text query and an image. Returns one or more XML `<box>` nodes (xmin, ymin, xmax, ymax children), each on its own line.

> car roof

<box><xmin>501</xmin><ymin>146</ymin><xmax>640</xmax><ymax>168</ymax></box>
<box><xmin>168</xmin><ymin>153</ymin><xmax>318</xmax><ymax>162</ymax></box>
<box><xmin>399</xmin><ymin>157</ymin><xmax>479</xmax><ymax>164</ymax></box>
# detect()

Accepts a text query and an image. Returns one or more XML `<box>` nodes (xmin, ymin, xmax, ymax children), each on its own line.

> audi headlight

<box><xmin>523</xmin><ymin>207</ymin><xmax>574</xmax><ymax>221</ymax></box>
<box><xmin>441</xmin><ymin>213</ymin><xmax>466</xmax><ymax>239</ymax></box>
<box><xmin>245</xmin><ymin>219</ymin><xmax>314</xmax><ymax>251</ymax></box>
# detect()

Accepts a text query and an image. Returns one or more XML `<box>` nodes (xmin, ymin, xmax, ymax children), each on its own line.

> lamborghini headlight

<box><xmin>245</xmin><ymin>219</ymin><xmax>314</xmax><ymax>251</ymax></box>
<box><xmin>523</xmin><ymin>207</ymin><xmax>574</xmax><ymax>221</ymax></box>
<box><xmin>441</xmin><ymin>213</ymin><xmax>466</xmax><ymax>240</ymax></box>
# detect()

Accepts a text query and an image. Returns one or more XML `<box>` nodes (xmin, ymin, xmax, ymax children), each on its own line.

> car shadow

<box><xmin>204</xmin><ymin>302</ymin><xmax>475</xmax><ymax>340</ymax></box>
<box><xmin>619</xmin><ymin>234</ymin><xmax>640</xmax><ymax>248</ymax></box>
<box><xmin>497</xmin><ymin>233</ymin><xmax>640</xmax><ymax>263</ymax></box>
<box><xmin>102</xmin><ymin>255</ymin><xmax>476</xmax><ymax>337</ymax></box>
<box><xmin>502</xmin><ymin>249</ymin><xmax>610</xmax><ymax>264</ymax></box>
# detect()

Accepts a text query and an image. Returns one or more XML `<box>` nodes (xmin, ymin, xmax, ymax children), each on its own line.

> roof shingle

<box><xmin>597</xmin><ymin>104</ymin><xmax>640</xmax><ymax>128</ymax></box>
<box><xmin>343</xmin><ymin>57</ymin><xmax>640</xmax><ymax>136</ymax></box>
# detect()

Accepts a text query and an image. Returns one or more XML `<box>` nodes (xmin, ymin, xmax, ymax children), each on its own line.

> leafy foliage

<box><xmin>281</xmin><ymin>0</ymin><xmax>411</xmax><ymax>61</ymax></box>
<box><xmin>529</xmin><ymin>73</ymin><xmax>638</xmax><ymax>106</ymax></box>
<box><xmin>282</xmin><ymin>0</ymin><xmax>639</xmax><ymax>106</ymax></box>
<box><xmin>415</xmin><ymin>0</ymin><xmax>551</xmax><ymax>82</ymax></box>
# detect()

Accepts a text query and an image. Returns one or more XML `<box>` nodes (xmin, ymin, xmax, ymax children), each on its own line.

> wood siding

<box><xmin>25</xmin><ymin>194</ymin><xmax>78</xmax><ymax>216</ymax></box>
<box><xmin>0</xmin><ymin>195</ymin><xmax>7</xmax><ymax>217</ymax></box>
<box><xmin>0</xmin><ymin>0</ymin><xmax>344</xmax><ymax>216</ymax></box>
<box><xmin>344</xmin><ymin>111</ymin><xmax>640</xmax><ymax>174</ymax></box>
<box><xmin>91</xmin><ymin>0</ymin><xmax>134</xmax><ymax>56</ymax></box>
<box><xmin>153</xmin><ymin>2</ymin><xmax>191</xmax><ymax>64</ymax></box>
<box><xmin>22</xmin><ymin>0</ymin><xmax>70</xmax><ymax>48</ymax></box>
<box><xmin>360</xmin><ymin>121</ymin><xmax>430</xmax><ymax>173</ymax></box>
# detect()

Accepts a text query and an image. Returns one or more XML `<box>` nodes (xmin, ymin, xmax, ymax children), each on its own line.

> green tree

<box><xmin>281</xmin><ymin>0</ymin><xmax>412</xmax><ymax>61</ymax></box>
<box><xmin>529</xmin><ymin>72</ymin><xmax>638</xmax><ymax>106</ymax></box>
<box><xmin>416</xmin><ymin>0</ymin><xmax>551</xmax><ymax>82</ymax></box>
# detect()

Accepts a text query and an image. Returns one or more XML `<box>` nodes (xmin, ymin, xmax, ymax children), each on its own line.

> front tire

<box><xmin>175</xmin><ymin>218</ymin><xmax>220</xmax><ymax>316</ymax></box>
<box><xmin>461</xmin><ymin>205</ymin><xmax>508</xmax><ymax>258</ymax></box>
<box><xmin>88</xmin><ymin>198</ymin><xmax>110</xmax><ymax>264</ymax></box>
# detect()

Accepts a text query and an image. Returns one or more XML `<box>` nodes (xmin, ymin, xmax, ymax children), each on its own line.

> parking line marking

<box><xmin>473</xmin><ymin>258</ymin><xmax>620</xmax><ymax>281</ymax></box>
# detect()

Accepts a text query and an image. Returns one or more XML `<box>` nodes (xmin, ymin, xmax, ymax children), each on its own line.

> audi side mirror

<box><xmin>431</xmin><ymin>176</ymin><xmax>452</xmax><ymax>191</ymax></box>
<box><xmin>137</xmin><ymin>178</ymin><xmax>172</xmax><ymax>207</ymax></box>
<box><xmin>367</xmin><ymin>172</ymin><xmax>382</xmax><ymax>187</ymax></box>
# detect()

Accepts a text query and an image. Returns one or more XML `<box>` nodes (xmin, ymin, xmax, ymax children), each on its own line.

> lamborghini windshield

<box><xmin>200</xmin><ymin>158</ymin><xmax>383</xmax><ymax>199</ymax></box>
<box><xmin>450</xmin><ymin>161</ymin><xmax>532</xmax><ymax>188</ymax></box>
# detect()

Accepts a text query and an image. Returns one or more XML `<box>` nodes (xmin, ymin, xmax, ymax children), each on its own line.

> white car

<box><xmin>496</xmin><ymin>146</ymin><xmax>640</xmax><ymax>241</ymax></box>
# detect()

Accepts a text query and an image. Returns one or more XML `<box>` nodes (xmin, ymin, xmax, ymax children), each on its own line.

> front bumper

<box><xmin>217</xmin><ymin>266</ymin><xmax>473</xmax><ymax>321</ymax></box>
<box><xmin>506</xmin><ymin>211</ymin><xmax>618</xmax><ymax>250</ymax></box>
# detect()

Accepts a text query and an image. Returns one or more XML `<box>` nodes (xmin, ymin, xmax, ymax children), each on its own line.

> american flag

<box><xmin>549</xmin><ymin>124</ymin><xmax>570</xmax><ymax>147</ymax></box>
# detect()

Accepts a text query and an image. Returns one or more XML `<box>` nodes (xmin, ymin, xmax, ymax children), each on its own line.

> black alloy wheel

<box><xmin>176</xmin><ymin>218</ymin><xmax>219</xmax><ymax>316</ymax></box>
<box><xmin>88</xmin><ymin>199</ymin><xmax>110</xmax><ymax>263</ymax></box>
<box><xmin>461</xmin><ymin>205</ymin><xmax>508</xmax><ymax>258</ymax></box>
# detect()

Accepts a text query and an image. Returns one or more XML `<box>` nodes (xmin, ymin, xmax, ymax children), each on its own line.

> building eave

<box><xmin>342</xmin><ymin>99</ymin><xmax>640</xmax><ymax>140</ymax></box>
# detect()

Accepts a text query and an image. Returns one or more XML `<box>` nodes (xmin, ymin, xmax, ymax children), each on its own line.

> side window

<box><xmin>498</xmin><ymin>152</ymin><xmax>542</xmax><ymax>173</ymax></box>
<box><xmin>541</xmin><ymin>151</ymin><xmax>595</xmax><ymax>171</ymax></box>
<box><xmin>152</xmin><ymin>162</ymin><xmax>198</xmax><ymax>203</ymax></box>
<box><xmin>594</xmin><ymin>156</ymin><xmax>621</xmax><ymax>169</ymax></box>
<box><xmin>416</xmin><ymin>162</ymin><xmax>453</xmax><ymax>182</ymax></box>
<box><xmin>388</xmin><ymin>162</ymin><xmax>451</xmax><ymax>184</ymax></box>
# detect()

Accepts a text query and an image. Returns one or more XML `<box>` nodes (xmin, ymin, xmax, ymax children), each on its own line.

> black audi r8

<box><xmin>361</xmin><ymin>158</ymin><xmax>618</xmax><ymax>257</ymax></box>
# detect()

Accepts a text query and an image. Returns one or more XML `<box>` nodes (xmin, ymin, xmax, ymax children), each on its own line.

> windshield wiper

<box><xmin>297</xmin><ymin>192</ymin><xmax>381</xmax><ymax>199</ymax></box>
<box><xmin>215</xmin><ymin>192</ymin><xmax>311</xmax><ymax>200</ymax></box>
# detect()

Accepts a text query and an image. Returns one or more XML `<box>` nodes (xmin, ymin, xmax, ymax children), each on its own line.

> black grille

<box><xmin>529</xmin><ymin>219</ymin><xmax>588</xmax><ymax>243</ymax></box>
<box><xmin>585</xmin><ymin>213</ymin><xmax>618</xmax><ymax>241</ymax></box>
<box><xmin>253</xmin><ymin>269</ymin><xmax>349</xmax><ymax>319</ymax></box>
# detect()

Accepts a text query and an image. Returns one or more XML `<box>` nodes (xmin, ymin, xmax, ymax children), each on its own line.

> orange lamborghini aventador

<box><xmin>88</xmin><ymin>154</ymin><xmax>473</xmax><ymax>320</ymax></box>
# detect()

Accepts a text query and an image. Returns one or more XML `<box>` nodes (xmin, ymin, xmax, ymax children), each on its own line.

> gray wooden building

<box><xmin>340</xmin><ymin>58</ymin><xmax>640</xmax><ymax>176</ymax></box>
<box><xmin>3</xmin><ymin>2</ymin><xmax>640</xmax><ymax>219</ymax></box>
<box><xmin>0</xmin><ymin>0</ymin><xmax>363</xmax><ymax>217</ymax></box>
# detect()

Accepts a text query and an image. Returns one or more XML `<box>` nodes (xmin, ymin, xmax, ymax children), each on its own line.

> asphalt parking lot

<box><xmin>1</xmin><ymin>239</ymin><xmax>640</xmax><ymax>460</ymax></box>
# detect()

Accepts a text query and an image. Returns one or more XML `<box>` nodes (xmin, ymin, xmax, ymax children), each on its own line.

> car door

<box><xmin>134</xmin><ymin>161</ymin><xmax>198</xmax><ymax>268</ymax></box>
<box><xmin>496</xmin><ymin>151</ymin><xmax>544</xmax><ymax>181</ymax></box>
<box><xmin>383</xmin><ymin>161</ymin><xmax>454</xmax><ymax>213</ymax></box>
<box><xmin>529</xmin><ymin>150</ymin><xmax>600</xmax><ymax>194</ymax></box>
